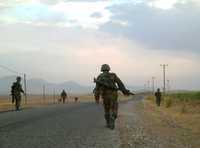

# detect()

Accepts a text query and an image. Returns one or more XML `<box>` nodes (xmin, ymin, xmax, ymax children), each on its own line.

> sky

<box><xmin>0</xmin><ymin>0</ymin><xmax>200</xmax><ymax>90</ymax></box>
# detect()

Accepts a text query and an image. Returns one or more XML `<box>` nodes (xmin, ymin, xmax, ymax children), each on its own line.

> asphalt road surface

<box><xmin>0</xmin><ymin>102</ymin><xmax>120</xmax><ymax>148</ymax></box>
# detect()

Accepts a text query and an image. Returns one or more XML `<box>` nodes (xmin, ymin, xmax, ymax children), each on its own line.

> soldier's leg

<box><xmin>12</xmin><ymin>95</ymin><xmax>15</xmax><ymax>103</ymax></box>
<box><xmin>158</xmin><ymin>98</ymin><xmax>161</xmax><ymax>106</ymax></box>
<box><xmin>112</xmin><ymin>101</ymin><xmax>118</xmax><ymax>119</ymax></box>
<box><xmin>111</xmin><ymin>92</ymin><xmax>118</xmax><ymax>118</ymax></box>
<box><xmin>103</xmin><ymin>98</ymin><xmax>111</xmax><ymax>127</ymax></box>
<box><xmin>156</xmin><ymin>98</ymin><xmax>159</xmax><ymax>106</ymax></box>
<box><xmin>18</xmin><ymin>96</ymin><xmax>21</xmax><ymax>110</ymax></box>
<box><xmin>109</xmin><ymin>92</ymin><xmax>118</xmax><ymax>130</ymax></box>
<box><xmin>156</xmin><ymin>98</ymin><xmax>161</xmax><ymax>106</ymax></box>
<box><xmin>13</xmin><ymin>96</ymin><xmax>17</xmax><ymax>110</ymax></box>
<box><xmin>15</xmin><ymin>96</ymin><xmax>20</xmax><ymax>111</ymax></box>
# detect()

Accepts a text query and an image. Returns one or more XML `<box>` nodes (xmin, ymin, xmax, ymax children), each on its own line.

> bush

<box><xmin>146</xmin><ymin>95</ymin><xmax>154</xmax><ymax>101</ymax></box>
<box><xmin>165</xmin><ymin>97</ymin><xmax>173</xmax><ymax>108</ymax></box>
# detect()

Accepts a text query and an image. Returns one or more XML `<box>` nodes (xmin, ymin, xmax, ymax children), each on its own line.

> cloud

<box><xmin>0</xmin><ymin>1</ymin><xmax>112</xmax><ymax>29</ymax></box>
<box><xmin>0</xmin><ymin>2</ymin><xmax>66</xmax><ymax>25</ymax></box>
<box><xmin>90</xmin><ymin>12</ymin><xmax>103</xmax><ymax>19</ymax></box>
<box><xmin>0</xmin><ymin>0</ymin><xmax>200</xmax><ymax>89</ymax></box>
<box><xmin>100</xmin><ymin>1</ymin><xmax>200</xmax><ymax>54</ymax></box>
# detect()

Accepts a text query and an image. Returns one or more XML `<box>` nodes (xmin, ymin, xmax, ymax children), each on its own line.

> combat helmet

<box><xmin>101</xmin><ymin>64</ymin><xmax>111</xmax><ymax>72</ymax></box>
<box><xmin>16</xmin><ymin>76</ymin><xmax>21</xmax><ymax>81</ymax></box>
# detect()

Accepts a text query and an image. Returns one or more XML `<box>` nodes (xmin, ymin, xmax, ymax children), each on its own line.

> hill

<box><xmin>0</xmin><ymin>76</ymin><xmax>92</xmax><ymax>95</ymax></box>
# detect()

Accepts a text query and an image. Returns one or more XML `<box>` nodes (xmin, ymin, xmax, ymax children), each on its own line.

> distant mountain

<box><xmin>0</xmin><ymin>76</ymin><xmax>144</xmax><ymax>95</ymax></box>
<box><xmin>0</xmin><ymin>76</ymin><xmax>92</xmax><ymax>95</ymax></box>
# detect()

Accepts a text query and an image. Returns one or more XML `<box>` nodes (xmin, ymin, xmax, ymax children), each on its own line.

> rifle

<box><xmin>125</xmin><ymin>90</ymin><xmax>135</xmax><ymax>96</ymax></box>
<box><xmin>94</xmin><ymin>78</ymin><xmax>135</xmax><ymax>95</ymax></box>
<box><xmin>94</xmin><ymin>78</ymin><xmax>118</xmax><ymax>90</ymax></box>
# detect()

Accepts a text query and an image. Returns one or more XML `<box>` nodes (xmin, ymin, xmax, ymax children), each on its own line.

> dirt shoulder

<box><xmin>117</xmin><ymin>96</ymin><xmax>200</xmax><ymax>148</ymax></box>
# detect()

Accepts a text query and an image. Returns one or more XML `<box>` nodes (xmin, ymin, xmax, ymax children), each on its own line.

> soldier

<box><xmin>94</xmin><ymin>64</ymin><xmax>133</xmax><ymax>130</ymax></box>
<box><xmin>61</xmin><ymin>89</ymin><xmax>67</xmax><ymax>104</ymax></box>
<box><xmin>11</xmin><ymin>76</ymin><xmax>24</xmax><ymax>111</ymax></box>
<box><xmin>155</xmin><ymin>88</ymin><xmax>162</xmax><ymax>107</ymax></box>
<box><xmin>74</xmin><ymin>97</ymin><xmax>78</xmax><ymax>103</ymax></box>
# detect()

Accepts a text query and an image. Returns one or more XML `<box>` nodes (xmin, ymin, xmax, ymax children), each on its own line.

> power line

<box><xmin>0</xmin><ymin>64</ymin><xmax>21</xmax><ymax>75</ymax></box>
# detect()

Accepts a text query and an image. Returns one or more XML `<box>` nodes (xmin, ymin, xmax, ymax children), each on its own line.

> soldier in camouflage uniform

<box><xmin>61</xmin><ymin>89</ymin><xmax>67</xmax><ymax>104</ymax></box>
<box><xmin>155</xmin><ymin>88</ymin><xmax>162</xmax><ymax>107</ymax></box>
<box><xmin>94</xmin><ymin>64</ymin><xmax>132</xmax><ymax>130</ymax></box>
<box><xmin>11</xmin><ymin>77</ymin><xmax>24</xmax><ymax>111</ymax></box>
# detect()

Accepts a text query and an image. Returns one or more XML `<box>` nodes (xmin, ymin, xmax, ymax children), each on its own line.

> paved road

<box><xmin>0</xmin><ymin>102</ymin><xmax>120</xmax><ymax>148</ymax></box>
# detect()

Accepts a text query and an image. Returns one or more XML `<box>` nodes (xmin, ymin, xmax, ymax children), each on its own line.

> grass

<box><xmin>0</xmin><ymin>94</ymin><xmax>91</xmax><ymax>112</ymax></box>
<box><xmin>144</xmin><ymin>92</ymin><xmax>200</xmax><ymax>147</ymax></box>
<box><xmin>0</xmin><ymin>93</ymin><xmax>130</xmax><ymax>112</ymax></box>
<box><xmin>143</xmin><ymin>98</ymin><xmax>200</xmax><ymax>148</ymax></box>
<box><xmin>145</xmin><ymin>91</ymin><xmax>200</xmax><ymax>115</ymax></box>
<box><xmin>166</xmin><ymin>91</ymin><xmax>200</xmax><ymax>101</ymax></box>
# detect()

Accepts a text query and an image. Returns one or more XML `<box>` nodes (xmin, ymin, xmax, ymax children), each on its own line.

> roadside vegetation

<box><xmin>146</xmin><ymin>91</ymin><xmax>200</xmax><ymax>111</ymax></box>
<box><xmin>144</xmin><ymin>91</ymin><xmax>200</xmax><ymax>147</ymax></box>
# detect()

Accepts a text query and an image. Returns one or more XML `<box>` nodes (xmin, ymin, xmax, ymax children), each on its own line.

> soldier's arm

<box><xmin>114</xmin><ymin>74</ymin><xmax>130</xmax><ymax>95</ymax></box>
<box><xmin>94</xmin><ymin>85</ymin><xmax>100</xmax><ymax>103</ymax></box>
<box><xmin>20</xmin><ymin>85</ymin><xmax>24</xmax><ymax>94</ymax></box>
<box><xmin>93</xmin><ymin>76</ymin><xmax>101</xmax><ymax>103</ymax></box>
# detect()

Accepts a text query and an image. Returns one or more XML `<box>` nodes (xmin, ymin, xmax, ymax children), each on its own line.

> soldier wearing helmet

<box><xmin>11</xmin><ymin>76</ymin><xmax>24</xmax><ymax>111</ymax></box>
<box><xmin>60</xmin><ymin>89</ymin><xmax>68</xmax><ymax>104</ymax></box>
<box><xmin>101</xmin><ymin>64</ymin><xmax>111</xmax><ymax>72</ymax></box>
<box><xmin>94</xmin><ymin>64</ymin><xmax>131</xmax><ymax>130</ymax></box>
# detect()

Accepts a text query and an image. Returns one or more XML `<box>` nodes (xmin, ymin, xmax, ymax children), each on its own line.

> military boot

<box><xmin>104</xmin><ymin>114</ymin><xmax>110</xmax><ymax>128</ymax></box>
<box><xmin>109</xmin><ymin>114</ymin><xmax>116</xmax><ymax>130</ymax></box>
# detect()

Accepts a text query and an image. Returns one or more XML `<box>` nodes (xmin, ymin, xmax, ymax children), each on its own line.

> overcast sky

<box><xmin>0</xmin><ymin>0</ymin><xmax>200</xmax><ymax>90</ymax></box>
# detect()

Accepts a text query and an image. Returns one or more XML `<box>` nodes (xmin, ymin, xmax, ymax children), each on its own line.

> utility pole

<box><xmin>152</xmin><ymin>77</ymin><xmax>156</xmax><ymax>94</ymax></box>
<box><xmin>160</xmin><ymin>64</ymin><xmax>168</xmax><ymax>94</ymax></box>
<box><xmin>43</xmin><ymin>85</ymin><xmax>46</xmax><ymax>104</ymax></box>
<box><xmin>24</xmin><ymin>74</ymin><xmax>27</xmax><ymax>104</ymax></box>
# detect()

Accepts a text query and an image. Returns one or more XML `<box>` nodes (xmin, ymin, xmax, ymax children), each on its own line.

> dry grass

<box><xmin>144</xmin><ymin>95</ymin><xmax>200</xmax><ymax>147</ymax></box>
<box><xmin>0</xmin><ymin>93</ymin><xmax>130</xmax><ymax>112</ymax></box>
<box><xmin>0</xmin><ymin>94</ymin><xmax>89</xmax><ymax>112</ymax></box>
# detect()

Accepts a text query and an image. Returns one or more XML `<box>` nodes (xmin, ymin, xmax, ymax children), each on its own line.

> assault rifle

<box><xmin>94</xmin><ymin>78</ymin><xmax>135</xmax><ymax>96</ymax></box>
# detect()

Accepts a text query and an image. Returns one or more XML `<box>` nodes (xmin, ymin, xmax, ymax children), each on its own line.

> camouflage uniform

<box><xmin>61</xmin><ymin>90</ymin><xmax>67</xmax><ymax>104</ymax></box>
<box><xmin>11</xmin><ymin>77</ymin><xmax>24</xmax><ymax>111</ymax></box>
<box><xmin>155</xmin><ymin>88</ymin><xmax>162</xmax><ymax>107</ymax></box>
<box><xmin>94</xmin><ymin>64</ymin><xmax>130</xmax><ymax>129</ymax></box>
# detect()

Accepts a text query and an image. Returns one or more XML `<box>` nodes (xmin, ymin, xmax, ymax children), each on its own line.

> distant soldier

<box><xmin>74</xmin><ymin>97</ymin><xmax>78</xmax><ymax>102</ymax></box>
<box><xmin>94</xmin><ymin>64</ymin><xmax>134</xmax><ymax>130</ymax></box>
<box><xmin>155</xmin><ymin>88</ymin><xmax>162</xmax><ymax>107</ymax></box>
<box><xmin>11</xmin><ymin>77</ymin><xmax>24</xmax><ymax>111</ymax></box>
<box><xmin>61</xmin><ymin>90</ymin><xmax>67</xmax><ymax>104</ymax></box>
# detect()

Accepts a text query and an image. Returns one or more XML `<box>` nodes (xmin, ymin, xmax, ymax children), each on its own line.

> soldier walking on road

<box><xmin>155</xmin><ymin>88</ymin><xmax>162</xmax><ymax>107</ymax></box>
<box><xmin>93</xmin><ymin>64</ymin><xmax>134</xmax><ymax>130</ymax></box>
<box><xmin>61</xmin><ymin>90</ymin><xmax>67</xmax><ymax>104</ymax></box>
<box><xmin>11</xmin><ymin>77</ymin><xmax>24</xmax><ymax>111</ymax></box>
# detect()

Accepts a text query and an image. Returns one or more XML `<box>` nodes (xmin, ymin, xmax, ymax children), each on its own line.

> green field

<box><xmin>166</xmin><ymin>91</ymin><xmax>200</xmax><ymax>101</ymax></box>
